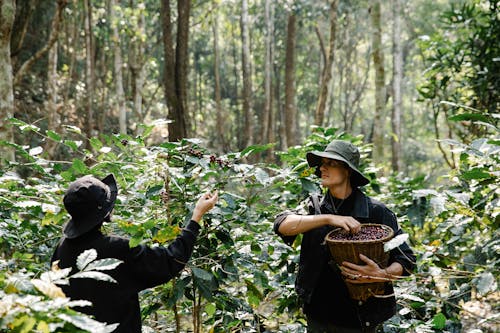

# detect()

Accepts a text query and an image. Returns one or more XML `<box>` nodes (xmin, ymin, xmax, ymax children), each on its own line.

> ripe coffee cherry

<box><xmin>328</xmin><ymin>225</ymin><xmax>389</xmax><ymax>241</ymax></box>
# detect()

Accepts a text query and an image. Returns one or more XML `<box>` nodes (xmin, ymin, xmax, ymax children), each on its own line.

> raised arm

<box><xmin>278</xmin><ymin>213</ymin><xmax>361</xmax><ymax>236</ymax></box>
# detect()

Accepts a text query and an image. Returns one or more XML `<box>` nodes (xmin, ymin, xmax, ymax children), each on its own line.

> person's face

<box><xmin>319</xmin><ymin>158</ymin><xmax>351</xmax><ymax>189</ymax></box>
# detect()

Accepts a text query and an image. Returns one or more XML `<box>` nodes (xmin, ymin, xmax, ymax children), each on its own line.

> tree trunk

<box><xmin>83</xmin><ymin>0</ymin><xmax>94</xmax><ymax>139</ymax></box>
<box><xmin>284</xmin><ymin>12</ymin><xmax>297</xmax><ymax>148</ymax></box>
<box><xmin>391</xmin><ymin>0</ymin><xmax>402</xmax><ymax>172</ymax></box>
<box><xmin>10</xmin><ymin>0</ymin><xmax>36</xmax><ymax>59</ymax></box>
<box><xmin>175</xmin><ymin>0</ymin><xmax>190</xmax><ymax>137</ymax></box>
<box><xmin>0</xmin><ymin>0</ymin><xmax>16</xmax><ymax>163</ymax></box>
<box><xmin>129</xmin><ymin>6</ymin><xmax>145</xmax><ymax>124</ymax></box>
<box><xmin>161</xmin><ymin>0</ymin><xmax>190</xmax><ymax>141</ymax></box>
<box><xmin>110</xmin><ymin>0</ymin><xmax>126</xmax><ymax>134</ymax></box>
<box><xmin>370</xmin><ymin>0</ymin><xmax>386</xmax><ymax>163</ymax></box>
<box><xmin>315</xmin><ymin>0</ymin><xmax>338</xmax><ymax>126</ymax></box>
<box><xmin>45</xmin><ymin>39</ymin><xmax>59</xmax><ymax>158</ymax></box>
<box><xmin>212</xmin><ymin>14</ymin><xmax>226</xmax><ymax>151</ymax></box>
<box><xmin>240</xmin><ymin>0</ymin><xmax>253</xmax><ymax>149</ymax></box>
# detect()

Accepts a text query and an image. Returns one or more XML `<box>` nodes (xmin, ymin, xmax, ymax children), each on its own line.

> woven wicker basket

<box><xmin>324</xmin><ymin>223</ymin><xmax>394</xmax><ymax>301</ymax></box>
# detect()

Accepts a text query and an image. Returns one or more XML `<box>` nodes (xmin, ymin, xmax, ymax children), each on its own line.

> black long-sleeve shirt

<box><xmin>51</xmin><ymin>220</ymin><xmax>200</xmax><ymax>332</ymax></box>
<box><xmin>274</xmin><ymin>189</ymin><xmax>416</xmax><ymax>329</ymax></box>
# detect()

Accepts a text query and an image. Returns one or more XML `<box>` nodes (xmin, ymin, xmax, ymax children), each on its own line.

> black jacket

<box><xmin>274</xmin><ymin>189</ymin><xmax>416</xmax><ymax>328</ymax></box>
<box><xmin>51</xmin><ymin>220</ymin><xmax>200</xmax><ymax>332</ymax></box>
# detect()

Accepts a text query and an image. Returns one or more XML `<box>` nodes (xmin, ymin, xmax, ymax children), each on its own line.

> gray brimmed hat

<box><xmin>306</xmin><ymin>140</ymin><xmax>370</xmax><ymax>187</ymax></box>
<box><xmin>63</xmin><ymin>174</ymin><xmax>118</xmax><ymax>239</ymax></box>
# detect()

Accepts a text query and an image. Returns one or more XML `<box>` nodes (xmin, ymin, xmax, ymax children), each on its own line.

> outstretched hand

<box><xmin>191</xmin><ymin>191</ymin><xmax>218</xmax><ymax>223</ymax></box>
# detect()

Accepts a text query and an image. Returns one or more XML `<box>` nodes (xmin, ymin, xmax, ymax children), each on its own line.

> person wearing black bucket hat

<box><xmin>274</xmin><ymin>140</ymin><xmax>415</xmax><ymax>332</ymax></box>
<box><xmin>52</xmin><ymin>174</ymin><xmax>218</xmax><ymax>333</ymax></box>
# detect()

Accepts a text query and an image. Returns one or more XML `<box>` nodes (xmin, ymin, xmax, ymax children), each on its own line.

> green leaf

<box><xmin>432</xmin><ymin>313</ymin><xmax>446</xmax><ymax>329</ymax></box>
<box><xmin>84</xmin><ymin>258</ymin><xmax>123</xmax><ymax>271</ymax></box>
<box><xmin>58</xmin><ymin>314</ymin><xmax>119</xmax><ymax>333</ymax></box>
<box><xmin>46</xmin><ymin>130</ymin><xmax>62</xmax><ymax>142</ymax></box>
<box><xmin>71</xmin><ymin>271</ymin><xmax>117</xmax><ymax>283</ymax></box>
<box><xmin>90</xmin><ymin>137</ymin><xmax>103</xmax><ymax>150</ymax></box>
<box><xmin>205</xmin><ymin>303</ymin><xmax>216</xmax><ymax>317</ymax></box>
<box><xmin>129</xmin><ymin>235</ymin><xmax>143</xmax><ymax>248</ymax></box>
<box><xmin>240</xmin><ymin>143</ymin><xmax>274</xmax><ymax>158</ymax></box>
<box><xmin>76</xmin><ymin>249</ymin><xmax>98</xmax><ymax>270</ymax></box>
<box><xmin>63</xmin><ymin>125</ymin><xmax>82</xmax><ymax>134</ymax></box>
<box><xmin>72</xmin><ymin>159</ymin><xmax>88</xmax><ymax>174</ymax></box>
<box><xmin>191</xmin><ymin>267</ymin><xmax>212</xmax><ymax>281</ymax></box>
<box><xmin>461</xmin><ymin>168</ymin><xmax>491</xmax><ymax>180</ymax></box>
<box><xmin>64</xmin><ymin>140</ymin><xmax>81</xmax><ymax>151</ymax></box>
<box><xmin>448</xmin><ymin>113</ymin><xmax>490</xmax><ymax>123</ymax></box>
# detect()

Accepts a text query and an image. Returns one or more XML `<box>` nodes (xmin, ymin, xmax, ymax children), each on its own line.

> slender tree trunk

<box><xmin>161</xmin><ymin>0</ymin><xmax>189</xmax><ymax>141</ymax></box>
<box><xmin>10</xmin><ymin>0</ymin><xmax>35</xmax><ymax>60</ymax></box>
<box><xmin>212</xmin><ymin>14</ymin><xmax>226</xmax><ymax>151</ymax></box>
<box><xmin>110</xmin><ymin>0</ymin><xmax>126</xmax><ymax>134</ymax></box>
<box><xmin>45</xmin><ymin>39</ymin><xmax>59</xmax><ymax>157</ymax></box>
<box><xmin>0</xmin><ymin>0</ymin><xmax>16</xmax><ymax>163</ymax></box>
<box><xmin>370</xmin><ymin>1</ymin><xmax>386</xmax><ymax>163</ymax></box>
<box><xmin>391</xmin><ymin>0</ymin><xmax>403</xmax><ymax>172</ymax></box>
<box><xmin>266</xmin><ymin>2</ymin><xmax>275</xmax><ymax>161</ymax></box>
<box><xmin>240</xmin><ymin>0</ymin><xmax>253</xmax><ymax>149</ymax></box>
<box><xmin>315</xmin><ymin>0</ymin><xmax>338</xmax><ymax>126</ymax></box>
<box><xmin>175</xmin><ymin>0</ymin><xmax>190</xmax><ymax>136</ymax></box>
<box><xmin>284</xmin><ymin>12</ymin><xmax>296</xmax><ymax>148</ymax></box>
<box><xmin>130</xmin><ymin>9</ymin><xmax>145</xmax><ymax>124</ymax></box>
<box><xmin>260</xmin><ymin>0</ymin><xmax>272</xmax><ymax>146</ymax></box>
<box><xmin>83</xmin><ymin>0</ymin><xmax>94</xmax><ymax>139</ymax></box>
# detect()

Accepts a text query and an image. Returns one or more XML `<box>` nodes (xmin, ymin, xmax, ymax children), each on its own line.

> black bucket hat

<box><xmin>306</xmin><ymin>140</ymin><xmax>370</xmax><ymax>187</ymax></box>
<box><xmin>63</xmin><ymin>174</ymin><xmax>118</xmax><ymax>239</ymax></box>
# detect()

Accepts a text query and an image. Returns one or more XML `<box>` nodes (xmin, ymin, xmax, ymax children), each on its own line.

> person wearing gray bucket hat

<box><xmin>274</xmin><ymin>140</ymin><xmax>415</xmax><ymax>332</ymax></box>
<box><xmin>306</xmin><ymin>140</ymin><xmax>370</xmax><ymax>187</ymax></box>
<box><xmin>52</xmin><ymin>174</ymin><xmax>218</xmax><ymax>332</ymax></box>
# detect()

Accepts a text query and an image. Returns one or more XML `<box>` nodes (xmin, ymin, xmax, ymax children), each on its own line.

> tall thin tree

<box><xmin>370</xmin><ymin>0</ymin><xmax>386</xmax><ymax>163</ymax></box>
<box><xmin>0</xmin><ymin>0</ymin><xmax>16</xmax><ymax>163</ymax></box>
<box><xmin>315</xmin><ymin>0</ymin><xmax>338</xmax><ymax>126</ymax></box>
<box><xmin>284</xmin><ymin>11</ymin><xmax>297</xmax><ymax>148</ymax></box>
<box><xmin>161</xmin><ymin>0</ymin><xmax>190</xmax><ymax>141</ymax></box>
<box><xmin>240</xmin><ymin>0</ymin><xmax>253</xmax><ymax>149</ymax></box>
<box><xmin>391</xmin><ymin>0</ymin><xmax>403</xmax><ymax>172</ymax></box>
<box><xmin>110</xmin><ymin>0</ymin><xmax>126</xmax><ymax>134</ymax></box>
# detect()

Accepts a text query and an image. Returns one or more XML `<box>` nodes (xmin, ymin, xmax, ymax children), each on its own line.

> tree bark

<box><xmin>0</xmin><ymin>0</ymin><xmax>16</xmax><ymax>163</ymax></box>
<box><xmin>212</xmin><ymin>13</ymin><xmax>226</xmax><ymax>151</ymax></box>
<box><xmin>83</xmin><ymin>0</ymin><xmax>94</xmax><ymax>139</ymax></box>
<box><xmin>45</xmin><ymin>38</ymin><xmax>59</xmax><ymax>158</ymax></box>
<box><xmin>10</xmin><ymin>0</ymin><xmax>36</xmax><ymax>59</ymax></box>
<box><xmin>110</xmin><ymin>0</ymin><xmax>126</xmax><ymax>134</ymax></box>
<box><xmin>161</xmin><ymin>0</ymin><xmax>190</xmax><ymax>141</ymax></box>
<box><xmin>129</xmin><ymin>6</ymin><xmax>146</xmax><ymax>124</ymax></box>
<box><xmin>240</xmin><ymin>0</ymin><xmax>253</xmax><ymax>149</ymax></box>
<box><xmin>370</xmin><ymin>0</ymin><xmax>386</xmax><ymax>163</ymax></box>
<box><xmin>315</xmin><ymin>0</ymin><xmax>338</xmax><ymax>126</ymax></box>
<box><xmin>284</xmin><ymin>12</ymin><xmax>297</xmax><ymax>148</ymax></box>
<box><xmin>263</xmin><ymin>0</ymin><xmax>275</xmax><ymax>159</ymax></box>
<box><xmin>391</xmin><ymin>0</ymin><xmax>403</xmax><ymax>172</ymax></box>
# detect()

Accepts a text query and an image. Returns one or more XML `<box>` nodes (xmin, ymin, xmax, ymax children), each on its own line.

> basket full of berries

<box><xmin>325</xmin><ymin>223</ymin><xmax>394</xmax><ymax>301</ymax></box>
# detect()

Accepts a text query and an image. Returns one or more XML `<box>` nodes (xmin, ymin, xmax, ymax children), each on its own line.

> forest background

<box><xmin>0</xmin><ymin>0</ymin><xmax>498</xmax><ymax>332</ymax></box>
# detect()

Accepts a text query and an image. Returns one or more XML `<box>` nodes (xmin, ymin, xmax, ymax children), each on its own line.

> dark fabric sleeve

<box><xmin>273</xmin><ymin>211</ymin><xmax>297</xmax><ymax>246</ymax></box>
<box><xmin>128</xmin><ymin>220</ymin><xmax>201</xmax><ymax>290</ymax></box>
<box><xmin>380</xmin><ymin>207</ymin><xmax>416</xmax><ymax>276</ymax></box>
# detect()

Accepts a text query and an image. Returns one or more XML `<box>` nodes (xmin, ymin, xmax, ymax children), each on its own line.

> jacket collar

<box><xmin>320</xmin><ymin>188</ymin><xmax>369</xmax><ymax>218</ymax></box>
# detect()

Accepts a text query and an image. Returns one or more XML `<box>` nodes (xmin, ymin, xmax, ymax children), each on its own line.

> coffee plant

<box><xmin>0</xmin><ymin>119</ymin><xmax>498</xmax><ymax>332</ymax></box>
